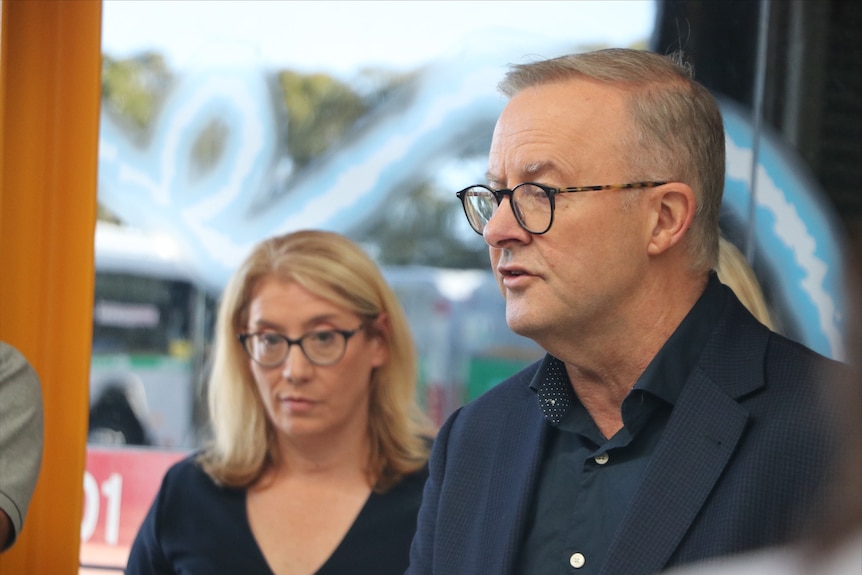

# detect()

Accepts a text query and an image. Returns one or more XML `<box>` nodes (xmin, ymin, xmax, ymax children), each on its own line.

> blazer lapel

<box><xmin>601</xmin><ymin>295</ymin><xmax>769</xmax><ymax>575</ymax></box>
<box><xmin>601</xmin><ymin>373</ymin><xmax>748</xmax><ymax>575</ymax></box>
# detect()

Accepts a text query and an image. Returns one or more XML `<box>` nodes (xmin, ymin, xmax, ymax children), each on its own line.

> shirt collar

<box><xmin>634</xmin><ymin>272</ymin><xmax>726</xmax><ymax>404</ymax></box>
<box><xmin>529</xmin><ymin>273</ymin><xmax>727</xmax><ymax>422</ymax></box>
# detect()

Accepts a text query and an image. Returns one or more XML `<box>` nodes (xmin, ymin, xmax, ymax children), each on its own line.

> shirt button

<box><xmin>594</xmin><ymin>452</ymin><xmax>609</xmax><ymax>465</ymax></box>
<box><xmin>569</xmin><ymin>552</ymin><xmax>586</xmax><ymax>568</ymax></box>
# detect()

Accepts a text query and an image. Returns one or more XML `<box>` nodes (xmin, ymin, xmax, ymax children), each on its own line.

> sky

<box><xmin>101</xmin><ymin>0</ymin><xmax>658</xmax><ymax>77</ymax></box>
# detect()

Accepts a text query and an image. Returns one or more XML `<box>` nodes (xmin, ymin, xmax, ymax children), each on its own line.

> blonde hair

<box><xmin>199</xmin><ymin>230</ymin><xmax>433</xmax><ymax>491</ymax></box>
<box><xmin>499</xmin><ymin>48</ymin><xmax>725</xmax><ymax>271</ymax></box>
<box><xmin>716</xmin><ymin>236</ymin><xmax>776</xmax><ymax>330</ymax></box>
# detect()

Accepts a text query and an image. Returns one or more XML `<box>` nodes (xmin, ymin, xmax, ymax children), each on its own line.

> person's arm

<box><xmin>0</xmin><ymin>510</ymin><xmax>12</xmax><ymax>551</ymax></box>
<box><xmin>0</xmin><ymin>342</ymin><xmax>44</xmax><ymax>552</ymax></box>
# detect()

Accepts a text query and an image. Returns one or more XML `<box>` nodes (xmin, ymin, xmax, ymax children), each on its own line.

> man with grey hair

<box><xmin>407</xmin><ymin>48</ymin><xmax>844</xmax><ymax>575</ymax></box>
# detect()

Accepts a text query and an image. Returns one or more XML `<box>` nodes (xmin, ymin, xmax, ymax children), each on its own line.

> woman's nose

<box><xmin>281</xmin><ymin>344</ymin><xmax>312</xmax><ymax>383</ymax></box>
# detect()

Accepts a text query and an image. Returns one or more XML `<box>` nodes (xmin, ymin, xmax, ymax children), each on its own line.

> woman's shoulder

<box><xmin>158</xmin><ymin>451</ymin><xmax>226</xmax><ymax>497</ymax></box>
<box><xmin>163</xmin><ymin>452</ymin><xmax>206</xmax><ymax>479</ymax></box>
<box><xmin>151</xmin><ymin>451</ymin><xmax>245</xmax><ymax>521</ymax></box>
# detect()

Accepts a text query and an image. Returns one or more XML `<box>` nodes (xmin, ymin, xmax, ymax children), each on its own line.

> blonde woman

<box><xmin>715</xmin><ymin>236</ymin><xmax>777</xmax><ymax>330</ymax></box>
<box><xmin>127</xmin><ymin>230</ymin><xmax>433</xmax><ymax>575</ymax></box>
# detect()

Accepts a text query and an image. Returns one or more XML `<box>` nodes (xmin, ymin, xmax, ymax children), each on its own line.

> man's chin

<box><xmin>506</xmin><ymin>309</ymin><xmax>538</xmax><ymax>339</ymax></box>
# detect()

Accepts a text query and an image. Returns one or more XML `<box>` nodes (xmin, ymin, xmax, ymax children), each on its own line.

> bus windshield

<box><xmin>88</xmin><ymin>223</ymin><xmax>214</xmax><ymax>449</ymax></box>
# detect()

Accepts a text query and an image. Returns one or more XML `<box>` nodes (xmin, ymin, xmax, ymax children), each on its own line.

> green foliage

<box><xmin>101</xmin><ymin>53</ymin><xmax>171</xmax><ymax>132</ymax></box>
<box><xmin>97</xmin><ymin>203</ymin><xmax>123</xmax><ymax>225</ymax></box>
<box><xmin>354</xmin><ymin>182</ymin><xmax>489</xmax><ymax>269</ymax></box>
<box><xmin>97</xmin><ymin>54</ymin><xmax>488</xmax><ymax>268</ymax></box>
<box><xmin>189</xmin><ymin>119</ymin><xmax>228</xmax><ymax>179</ymax></box>
<box><xmin>277</xmin><ymin>71</ymin><xmax>368</xmax><ymax>169</ymax></box>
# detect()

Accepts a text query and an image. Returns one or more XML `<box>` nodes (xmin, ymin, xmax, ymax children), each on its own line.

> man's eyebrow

<box><xmin>486</xmin><ymin>162</ymin><xmax>553</xmax><ymax>186</ymax></box>
<box><xmin>485</xmin><ymin>171</ymin><xmax>502</xmax><ymax>186</ymax></box>
<box><xmin>524</xmin><ymin>161</ymin><xmax>552</xmax><ymax>177</ymax></box>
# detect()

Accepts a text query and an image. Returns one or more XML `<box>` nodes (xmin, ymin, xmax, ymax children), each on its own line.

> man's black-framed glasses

<box><xmin>238</xmin><ymin>327</ymin><xmax>362</xmax><ymax>367</ymax></box>
<box><xmin>456</xmin><ymin>181</ymin><xmax>668</xmax><ymax>235</ymax></box>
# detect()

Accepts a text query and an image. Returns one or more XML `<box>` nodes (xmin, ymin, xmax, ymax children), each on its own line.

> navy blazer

<box><xmin>407</xmin><ymin>287</ymin><xmax>843</xmax><ymax>575</ymax></box>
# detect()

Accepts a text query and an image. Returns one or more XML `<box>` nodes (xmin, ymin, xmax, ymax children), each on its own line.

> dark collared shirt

<box><xmin>515</xmin><ymin>274</ymin><xmax>727</xmax><ymax>575</ymax></box>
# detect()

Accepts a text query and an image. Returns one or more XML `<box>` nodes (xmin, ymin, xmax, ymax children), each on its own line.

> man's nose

<box><xmin>483</xmin><ymin>195</ymin><xmax>530</xmax><ymax>247</ymax></box>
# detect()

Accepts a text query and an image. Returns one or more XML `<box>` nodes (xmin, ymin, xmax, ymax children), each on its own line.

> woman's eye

<box><xmin>310</xmin><ymin>331</ymin><xmax>337</xmax><ymax>345</ymax></box>
<box><xmin>260</xmin><ymin>333</ymin><xmax>282</xmax><ymax>346</ymax></box>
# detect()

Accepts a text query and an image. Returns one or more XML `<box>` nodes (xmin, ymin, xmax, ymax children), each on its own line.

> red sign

<box><xmin>79</xmin><ymin>446</ymin><xmax>188</xmax><ymax>573</ymax></box>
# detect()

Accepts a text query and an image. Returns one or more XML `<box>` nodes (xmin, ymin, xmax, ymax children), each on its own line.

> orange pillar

<box><xmin>0</xmin><ymin>1</ymin><xmax>101</xmax><ymax>573</ymax></box>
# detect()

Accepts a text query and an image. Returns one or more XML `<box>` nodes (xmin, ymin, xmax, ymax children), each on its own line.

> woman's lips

<box><xmin>279</xmin><ymin>395</ymin><xmax>317</xmax><ymax>413</ymax></box>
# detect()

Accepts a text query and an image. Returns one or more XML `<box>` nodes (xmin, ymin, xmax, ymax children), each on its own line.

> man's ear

<box><xmin>646</xmin><ymin>182</ymin><xmax>696</xmax><ymax>256</ymax></box>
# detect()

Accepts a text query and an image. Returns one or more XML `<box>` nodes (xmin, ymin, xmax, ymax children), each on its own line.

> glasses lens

<box><xmin>248</xmin><ymin>333</ymin><xmax>288</xmax><ymax>367</ymax></box>
<box><xmin>464</xmin><ymin>187</ymin><xmax>497</xmax><ymax>233</ymax></box>
<box><xmin>302</xmin><ymin>330</ymin><xmax>348</xmax><ymax>365</ymax></box>
<box><xmin>512</xmin><ymin>184</ymin><xmax>552</xmax><ymax>233</ymax></box>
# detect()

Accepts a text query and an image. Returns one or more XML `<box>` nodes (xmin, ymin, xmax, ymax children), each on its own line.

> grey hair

<box><xmin>499</xmin><ymin>48</ymin><xmax>725</xmax><ymax>270</ymax></box>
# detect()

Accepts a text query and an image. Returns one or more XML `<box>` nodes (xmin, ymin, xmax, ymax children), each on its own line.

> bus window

<box><xmin>88</xmin><ymin>223</ymin><xmax>215</xmax><ymax>449</ymax></box>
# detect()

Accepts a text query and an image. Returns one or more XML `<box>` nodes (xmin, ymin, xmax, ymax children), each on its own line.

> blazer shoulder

<box><xmin>765</xmin><ymin>330</ymin><xmax>847</xmax><ymax>371</ymax></box>
<box><xmin>699</xmin><ymin>291</ymin><xmax>846</xmax><ymax>398</ymax></box>
<box><xmin>434</xmin><ymin>358</ymin><xmax>545</xmax><ymax>445</ymax></box>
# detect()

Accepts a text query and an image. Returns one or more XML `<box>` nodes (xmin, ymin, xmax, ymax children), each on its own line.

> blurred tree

<box><xmin>277</xmin><ymin>71</ymin><xmax>368</xmax><ymax>170</ymax></box>
<box><xmin>98</xmin><ymin>55</ymin><xmax>487</xmax><ymax>268</ymax></box>
<box><xmin>99</xmin><ymin>53</ymin><xmax>173</xmax><ymax>224</ymax></box>
<box><xmin>353</xmin><ymin>182</ymin><xmax>488</xmax><ymax>269</ymax></box>
<box><xmin>189</xmin><ymin>119</ymin><xmax>228</xmax><ymax>180</ymax></box>
<box><xmin>96</xmin><ymin>204</ymin><xmax>122</xmax><ymax>224</ymax></box>
<box><xmin>101</xmin><ymin>52</ymin><xmax>172</xmax><ymax>135</ymax></box>
<box><xmin>102</xmin><ymin>53</ymin><xmax>224</xmax><ymax>181</ymax></box>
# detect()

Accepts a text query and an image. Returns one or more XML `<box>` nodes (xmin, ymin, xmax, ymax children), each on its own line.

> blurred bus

<box><xmin>88</xmin><ymin>222</ymin><xmax>216</xmax><ymax>449</ymax></box>
<box><xmin>82</xmin><ymin>223</ymin><xmax>215</xmax><ymax>572</ymax></box>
